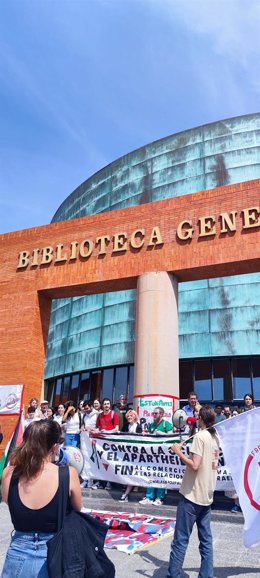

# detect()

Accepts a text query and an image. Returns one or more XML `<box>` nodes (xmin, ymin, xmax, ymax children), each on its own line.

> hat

<box><xmin>40</xmin><ymin>399</ymin><xmax>48</xmax><ymax>405</ymax></box>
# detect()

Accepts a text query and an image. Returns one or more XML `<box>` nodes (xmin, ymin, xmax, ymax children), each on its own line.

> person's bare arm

<box><xmin>1</xmin><ymin>466</ymin><xmax>14</xmax><ymax>503</ymax></box>
<box><xmin>69</xmin><ymin>466</ymin><xmax>82</xmax><ymax>511</ymax></box>
<box><xmin>170</xmin><ymin>442</ymin><xmax>202</xmax><ymax>471</ymax></box>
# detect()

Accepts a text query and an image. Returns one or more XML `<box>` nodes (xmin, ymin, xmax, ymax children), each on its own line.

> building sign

<box><xmin>16</xmin><ymin>205</ymin><xmax>260</xmax><ymax>271</ymax></box>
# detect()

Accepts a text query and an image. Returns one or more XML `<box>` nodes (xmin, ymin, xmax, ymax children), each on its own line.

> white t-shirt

<box><xmin>64</xmin><ymin>412</ymin><xmax>80</xmax><ymax>434</ymax></box>
<box><xmin>180</xmin><ymin>429</ymin><xmax>219</xmax><ymax>506</ymax></box>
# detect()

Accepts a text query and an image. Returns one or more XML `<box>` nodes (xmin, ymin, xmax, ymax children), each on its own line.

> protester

<box><xmin>119</xmin><ymin>410</ymin><xmax>142</xmax><ymax>502</ymax></box>
<box><xmin>92</xmin><ymin>398</ymin><xmax>119</xmax><ymax>490</ymax></box>
<box><xmin>39</xmin><ymin>400</ymin><xmax>49</xmax><ymax>420</ymax></box>
<box><xmin>114</xmin><ymin>394</ymin><xmax>131</xmax><ymax>431</ymax></box>
<box><xmin>182</xmin><ymin>391</ymin><xmax>198</xmax><ymax>417</ymax></box>
<box><xmin>1</xmin><ymin>420</ymin><xmax>81</xmax><ymax>577</ymax></box>
<box><xmin>53</xmin><ymin>403</ymin><xmax>65</xmax><ymax>425</ymax></box>
<box><xmin>47</xmin><ymin>407</ymin><xmax>54</xmax><ymax>420</ymax></box>
<box><xmin>242</xmin><ymin>393</ymin><xmax>256</xmax><ymax>411</ymax></box>
<box><xmin>93</xmin><ymin>399</ymin><xmax>102</xmax><ymax>413</ymax></box>
<box><xmin>223</xmin><ymin>405</ymin><xmax>231</xmax><ymax>419</ymax></box>
<box><xmin>166</xmin><ymin>405</ymin><xmax>219</xmax><ymax>578</ymax></box>
<box><xmin>232</xmin><ymin>405</ymin><xmax>241</xmax><ymax>417</ymax></box>
<box><xmin>139</xmin><ymin>407</ymin><xmax>172</xmax><ymax>506</ymax></box>
<box><xmin>214</xmin><ymin>404</ymin><xmax>226</xmax><ymax>423</ymax></box>
<box><xmin>24</xmin><ymin>406</ymin><xmax>36</xmax><ymax>428</ymax></box>
<box><xmin>29</xmin><ymin>397</ymin><xmax>39</xmax><ymax>411</ymax></box>
<box><xmin>80</xmin><ymin>400</ymin><xmax>98</xmax><ymax>489</ymax></box>
<box><xmin>62</xmin><ymin>400</ymin><xmax>81</xmax><ymax>447</ymax></box>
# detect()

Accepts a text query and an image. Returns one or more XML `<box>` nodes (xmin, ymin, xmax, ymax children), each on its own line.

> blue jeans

<box><xmin>64</xmin><ymin>433</ymin><xmax>80</xmax><ymax>447</ymax></box>
<box><xmin>146</xmin><ymin>487</ymin><xmax>166</xmax><ymax>501</ymax></box>
<box><xmin>1</xmin><ymin>531</ymin><xmax>55</xmax><ymax>578</ymax></box>
<box><xmin>166</xmin><ymin>496</ymin><xmax>213</xmax><ymax>578</ymax></box>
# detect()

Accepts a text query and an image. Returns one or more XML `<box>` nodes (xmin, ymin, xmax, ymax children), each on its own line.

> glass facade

<box><xmin>46</xmin><ymin>355</ymin><xmax>260</xmax><ymax>409</ymax></box>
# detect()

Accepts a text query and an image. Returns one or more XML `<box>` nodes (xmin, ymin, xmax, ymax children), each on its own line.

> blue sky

<box><xmin>0</xmin><ymin>0</ymin><xmax>259</xmax><ymax>234</ymax></box>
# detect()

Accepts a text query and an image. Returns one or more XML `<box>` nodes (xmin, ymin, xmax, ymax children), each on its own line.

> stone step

<box><xmin>82</xmin><ymin>487</ymin><xmax>244</xmax><ymax>525</ymax></box>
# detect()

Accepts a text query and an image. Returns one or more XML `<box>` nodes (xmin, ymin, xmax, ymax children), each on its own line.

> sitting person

<box><xmin>119</xmin><ymin>410</ymin><xmax>142</xmax><ymax>502</ymax></box>
<box><xmin>139</xmin><ymin>407</ymin><xmax>172</xmax><ymax>506</ymax></box>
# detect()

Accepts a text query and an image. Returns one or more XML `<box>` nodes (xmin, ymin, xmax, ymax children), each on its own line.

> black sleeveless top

<box><xmin>8</xmin><ymin>467</ymin><xmax>66</xmax><ymax>532</ymax></box>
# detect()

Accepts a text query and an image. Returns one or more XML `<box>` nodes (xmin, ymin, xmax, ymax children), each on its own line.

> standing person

<box><xmin>242</xmin><ymin>393</ymin><xmax>256</xmax><ymax>411</ymax></box>
<box><xmin>92</xmin><ymin>398</ymin><xmax>119</xmax><ymax>490</ymax></box>
<box><xmin>214</xmin><ymin>404</ymin><xmax>226</xmax><ymax>423</ymax></box>
<box><xmin>114</xmin><ymin>394</ymin><xmax>130</xmax><ymax>431</ymax></box>
<box><xmin>39</xmin><ymin>400</ymin><xmax>49</xmax><ymax>420</ymax></box>
<box><xmin>166</xmin><ymin>405</ymin><xmax>219</xmax><ymax>578</ymax></box>
<box><xmin>139</xmin><ymin>407</ymin><xmax>172</xmax><ymax>506</ymax></box>
<box><xmin>223</xmin><ymin>406</ymin><xmax>231</xmax><ymax>419</ymax></box>
<box><xmin>182</xmin><ymin>391</ymin><xmax>198</xmax><ymax>417</ymax></box>
<box><xmin>24</xmin><ymin>406</ymin><xmax>36</xmax><ymax>429</ymax></box>
<box><xmin>119</xmin><ymin>410</ymin><xmax>142</xmax><ymax>502</ymax></box>
<box><xmin>1</xmin><ymin>420</ymin><xmax>81</xmax><ymax>578</ymax></box>
<box><xmin>62</xmin><ymin>400</ymin><xmax>81</xmax><ymax>447</ymax></box>
<box><xmin>93</xmin><ymin>399</ymin><xmax>102</xmax><ymax>413</ymax></box>
<box><xmin>80</xmin><ymin>400</ymin><xmax>98</xmax><ymax>489</ymax></box>
<box><xmin>53</xmin><ymin>403</ymin><xmax>65</xmax><ymax>425</ymax></box>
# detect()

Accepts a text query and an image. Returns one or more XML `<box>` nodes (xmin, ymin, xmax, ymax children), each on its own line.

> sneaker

<box><xmin>105</xmin><ymin>482</ymin><xmax>112</xmax><ymax>490</ymax></box>
<box><xmin>92</xmin><ymin>482</ymin><xmax>102</xmax><ymax>490</ymax></box>
<box><xmin>139</xmin><ymin>497</ymin><xmax>153</xmax><ymax>505</ymax></box>
<box><xmin>231</xmin><ymin>504</ymin><xmax>242</xmax><ymax>513</ymax></box>
<box><xmin>80</xmin><ymin>480</ymin><xmax>88</xmax><ymax>488</ymax></box>
<box><xmin>153</xmin><ymin>498</ymin><xmax>163</xmax><ymax>506</ymax></box>
<box><xmin>119</xmin><ymin>493</ymin><xmax>129</xmax><ymax>502</ymax></box>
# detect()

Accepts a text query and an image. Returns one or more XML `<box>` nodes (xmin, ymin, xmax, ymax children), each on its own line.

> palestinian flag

<box><xmin>0</xmin><ymin>411</ymin><xmax>24</xmax><ymax>480</ymax></box>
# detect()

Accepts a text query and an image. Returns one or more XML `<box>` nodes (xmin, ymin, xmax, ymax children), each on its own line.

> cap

<box><xmin>40</xmin><ymin>399</ymin><xmax>48</xmax><ymax>404</ymax></box>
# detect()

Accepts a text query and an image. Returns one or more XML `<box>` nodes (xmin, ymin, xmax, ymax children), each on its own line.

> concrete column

<box><xmin>134</xmin><ymin>271</ymin><xmax>179</xmax><ymax>407</ymax></box>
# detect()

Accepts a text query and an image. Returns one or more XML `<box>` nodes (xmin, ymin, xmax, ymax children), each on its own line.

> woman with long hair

<box><xmin>62</xmin><ymin>400</ymin><xmax>81</xmax><ymax>447</ymax></box>
<box><xmin>119</xmin><ymin>409</ymin><xmax>142</xmax><ymax>502</ymax></box>
<box><xmin>1</xmin><ymin>419</ymin><xmax>81</xmax><ymax>578</ymax></box>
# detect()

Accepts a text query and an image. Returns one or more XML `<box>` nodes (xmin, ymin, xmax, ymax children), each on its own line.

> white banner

<box><xmin>81</xmin><ymin>431</ymin><xmax>234</xmax><ymax>491</ymax></box>
<box><xmin>0</xmin><ymin>385</ymin><xmax>24</xmax><ymax>415</ymax></box>
<box><xmin>215</xmin><ymin>408</ymin><xmax>260</xmax><ymax>548</ymax></box>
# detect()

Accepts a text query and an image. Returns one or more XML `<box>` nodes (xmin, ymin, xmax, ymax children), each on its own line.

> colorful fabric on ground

<box><xmin>215</xmin><ymin>407</ymin><xmax>260</xmax><ymax>548</ymax></box>
<box><xmin>83</xmin><ymin>509</ymin><xmax>175</xmax><ymax>554</ymax></box>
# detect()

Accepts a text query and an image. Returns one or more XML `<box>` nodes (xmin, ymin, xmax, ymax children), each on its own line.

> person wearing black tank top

<box><xmin>1</xmin><ymin>420</ymin><xmax>82</xmax><ymax>578</ymax></box>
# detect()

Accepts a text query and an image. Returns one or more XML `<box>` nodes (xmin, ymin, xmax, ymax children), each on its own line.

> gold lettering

<box><xmin>31</xmin><ymin>248</ymin><xmax>40</xmax><ymax>267</ymax></box>
<box><xmin>17</xmin><ymin>251</ymin><xmax>30</xmax><ymax>269</ymax></box>
<box><xmin>176</xmin><ymin>220</ymin><xmax>193</xmax><ymax>240</ymax></box>
<box><xmin>56</xmin><ymin>244</ymin><xmax>67</xmax><ymax>263</ymax></box>
<box><xmin>79</xmin><ymin>239</ymin><xmax>93</xmax><ymax>258</ymax></box>
<box><xmin>242</xmin><ymin>207</ymin><xmax>260</xmax><ymax>229</ymax></box>
<box><xmin>219</xmin><ymin>211</ymin><xmax>237</xmax><ymax>233</ymax></box>
<box><xmin>41</xmin><ymin>246</ymin><xmax>54</xmax><ymax>265</ymax></box>
<box><xmin>96</xmin><ymin>235</ymin><xmax>110</xmax><ymax>255</ymax></box>
<box><xmin>198</xmin><ymin>216</ymin><xmax>216</xmax><ymax>237</ymax></box>
<box><xmin>70</xmin><ymin>241</ymin><xmax>78</xmax><ymax>260</ymax></box>
<box><xmin>112</xmin><ymin>232</ymin><xmax>127</xmax><ymax>252</ymax></box>
<box><xmin>148</xmin><ymin>226</ymin><xmax>164</xmax><ymax>247</ymax></box>
<box><xmin>130</xmin><ymin>229</ymin><xmax>145</xmax><ymax>249</ymax></box>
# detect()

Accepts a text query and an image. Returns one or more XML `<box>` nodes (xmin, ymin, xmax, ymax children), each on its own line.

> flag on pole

<box><xmin>0</xmin><ymin>410</ymin><xmax>24</xmax><ymax>480</ymax></box>
<box><xmin>215</xmin><ymin>407</ymin><xmax>260</xmax><ymax>548</ymax></box>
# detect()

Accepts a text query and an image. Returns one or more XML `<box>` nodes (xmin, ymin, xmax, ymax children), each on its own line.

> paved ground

<box><xmin>0</xmin><ymin>491</ymin><xmax>260</xmax><ymax>578</ymax></box>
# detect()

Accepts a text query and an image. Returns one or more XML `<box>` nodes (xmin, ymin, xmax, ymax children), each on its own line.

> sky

<box><xmin>0</xmin><ymin>0</ymin><xmax>259</xmax><ymax>234</ymax></box>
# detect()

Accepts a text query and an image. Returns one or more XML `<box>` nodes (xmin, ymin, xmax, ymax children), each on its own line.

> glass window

<box><xmin>114</xmin><ymin>366</ymin><xmax>128</xmax><ymax>404</ymax></box>
<box><xmin>212</xmin><ymin>358</ymin><xmax>231</xmax><ymax>401</ymax></box>
<box><xmin>79</xmin><ymin>372</ymin><xmax>90</xmax><ymax>401</ymax></box>
<box><xmin>252</xmin><ymin>358</ymin><xmax>260</xmax><ymax>400</ymax></box>
<box><xmin>102</xmin><ymin>368</ymin><xmax>114</xmax><ymax>402</ymax></box>
<box><xmin>62</xmin><ymin>376</ymin><xmax>70</xmax><ymax>404</ymax></box>
<box><xmin>179</xmin><ymin>361</ymin><xmax>193</xmax><ymax>400</ymax></box>
<box><xmin>70</xmin><ymin>374</ymin><xmax>80</xmax><ymax>404</ymax></box>
<box><xmin>232</xmin><ymin>358</ymin><xmax>252</xmax><ymax>399</ymax></box>
<box><xmin>194</xmin><ymin>360</ymin><xmax>212</xmax><ymax>400</ymax></box>
<box><xmin>128</xmin><ymin>366</ymin><xmax>134</xmax><ymax>406</ymax></box>
<box><xmin>91</xmin><ymin>371</ymin><xmax>102</xmax><ymax>402</ymax></box>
